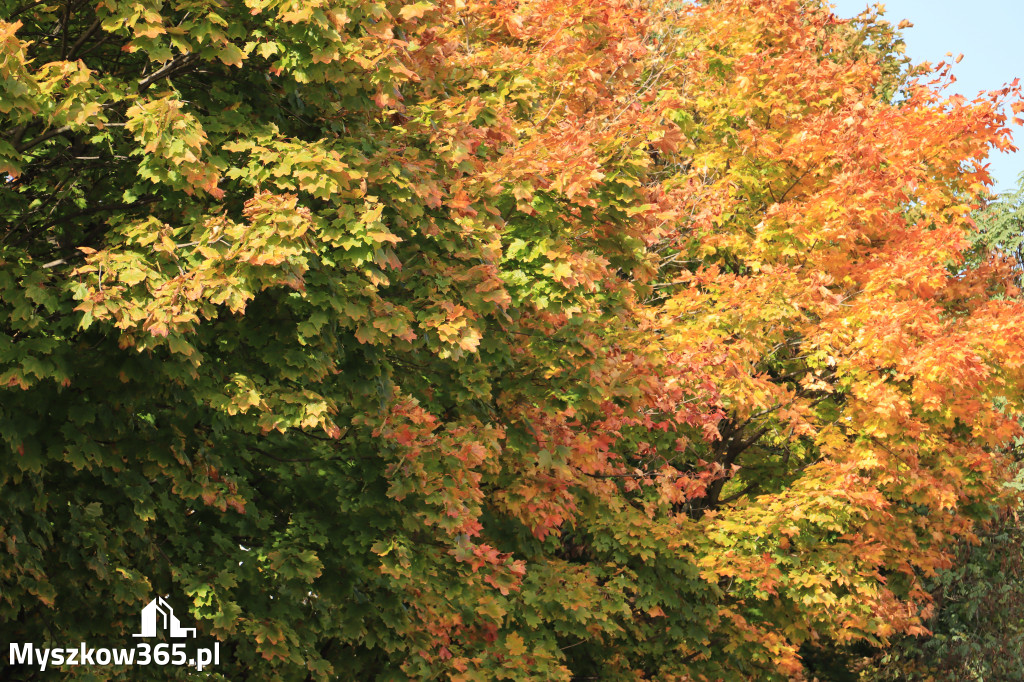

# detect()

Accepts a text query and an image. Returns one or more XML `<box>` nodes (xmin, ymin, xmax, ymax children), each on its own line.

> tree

<box><xmin>970</xmin><ymin>171</ymin><xmax>1024</xmax><ymax>285</ymax></box>
<box><xmin>2</xmin><ymin>0</ymin><xmax>1023</xmax><ymax>679</ymax></box>
<box><xmin>860</xmin><ymin>501</ymin><xmax>1024</xmax><ymax>682</ymax></box>
<box><xmin>858</xmin><ymin>175</ymin><xmax>1024</xmax><ymax>682</ymax></box>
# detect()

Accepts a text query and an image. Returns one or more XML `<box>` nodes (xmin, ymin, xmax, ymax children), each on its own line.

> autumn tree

<box><xmin>859</xmin><ymin>504</ymin><xmax>1024</xmax><ymax>681</ymax></box>
<box><xmin>2</xmin><ymin>0</ymin><xmax>1024</xmax><ymax>680</ymax></box>
<box><xmin>857</xmin><ymin>178</ymin><xmax>1024</xmax><ymax>682</ymax></box>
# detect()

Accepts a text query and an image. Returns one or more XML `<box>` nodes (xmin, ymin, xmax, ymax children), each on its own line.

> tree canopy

<box><xmin>3</xmin><ymin>0</ymin><xmax>1024</xmax><ymax>679</ymax></box>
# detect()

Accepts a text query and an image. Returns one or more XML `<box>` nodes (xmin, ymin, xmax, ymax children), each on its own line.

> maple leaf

<box><xmin>398</xmin><ymin>2</ymin><xmax>435</xmax><ymax>21</ymax></box>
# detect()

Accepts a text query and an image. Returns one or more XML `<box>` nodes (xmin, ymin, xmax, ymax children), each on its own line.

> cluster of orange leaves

<box><xmin>361</xmin><ymin>0</ymin><xmax>1024</xmax><ymax>676</ymax></box>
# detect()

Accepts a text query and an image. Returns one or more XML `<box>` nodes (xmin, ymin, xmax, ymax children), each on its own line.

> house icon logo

<box><xmin>133</xmin><ymin>596</ymin><xmax>197</xmax><ymax>638</ymax></box>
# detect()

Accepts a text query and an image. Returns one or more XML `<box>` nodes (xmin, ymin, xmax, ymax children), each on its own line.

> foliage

<box><xmin>857</xmin><ymin>176</ymin><xmax>1024</xmax><ymax>682</ymax></box>
<box><xmin>860</xmin><ymin>504</ymin><xmax>1024</xmax><ymax>682</ymax></box>
<box><xmin>2</xmin><ymin>0</ymin><xmax>1024</xmax><ymax>679</ymax></box>
<box><xmin>971</xmin><ymin>171</ymin><xmax>1024</xmax><ymax>285</ymax></box>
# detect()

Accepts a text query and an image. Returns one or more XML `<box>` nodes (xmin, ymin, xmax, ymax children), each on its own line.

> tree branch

<box><xmin>138</xmin><ymin>53</ymin><xmax>200</xmax><ymax>92</ymax></box>
<box><xmin>13</xmin><ymin>121</ymin><xmax>125</xmax><ymax>154</ymax></box>
<box><xmin>14</xmin><ymin>126</ymin><xmax>71</xmax><ymax>154</ymax></box>
<box><xmin>67</xmin><ymin>15</ymin><xmax>103</xmax><ymax>60</ymax></box>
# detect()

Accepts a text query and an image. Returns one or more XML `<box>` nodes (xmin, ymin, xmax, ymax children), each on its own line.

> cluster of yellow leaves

<box><xmin>641</xmin><ymin>0</ymin><xmax>1024</xmax><ymax>669</ymax></box>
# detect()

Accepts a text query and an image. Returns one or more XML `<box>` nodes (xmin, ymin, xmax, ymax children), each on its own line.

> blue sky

<box><xmin>829</xmin><ymin>0</ymin><xmax>1023</xmax><ymax>194</ymax></box>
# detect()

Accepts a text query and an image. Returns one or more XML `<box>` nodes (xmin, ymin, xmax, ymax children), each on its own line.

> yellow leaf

<box><xmin>505</xmin><ymin>632</ymin><xmax>526</xmax><ymax>656</ymax></box>
<box><xmin>398</xmin><ymin>2</ymin><xmax>435</xmax><ymax>20</ymax></box>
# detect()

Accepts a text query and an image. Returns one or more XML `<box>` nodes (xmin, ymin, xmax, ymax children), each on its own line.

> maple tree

<box><xmin>860</xmin><ymin>505</ymin><xmax>1024</xmax><ymax>681</ymax></box>
<box><xmin>858</xmin><ymin>187</ymin><xmax>1024</xmax><ymax>682</ymax></box>
<box><xmin>3</xmin><ymin>0</ymin><xmax>1024</xmax><ymax>679</ymax></box>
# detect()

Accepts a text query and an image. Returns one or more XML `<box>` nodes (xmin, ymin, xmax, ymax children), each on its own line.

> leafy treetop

<box><xmin>2</xmin><ymin>0</ymin><xmax>1024</xmax><ymax>679</ymax></box>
